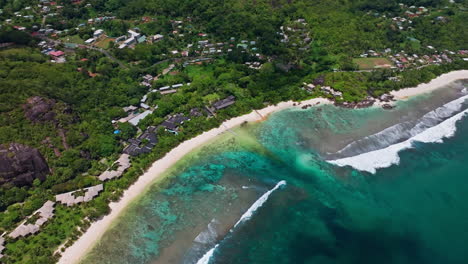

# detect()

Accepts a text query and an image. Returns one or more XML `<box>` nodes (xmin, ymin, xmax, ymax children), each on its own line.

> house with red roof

<box><xmin>49</xmin><ymin>50</ymin><xmax>64</xmax><ymax>58</ymax></box>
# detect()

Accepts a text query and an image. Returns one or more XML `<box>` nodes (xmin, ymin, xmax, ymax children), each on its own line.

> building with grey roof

<box><xmin>206</xmin><ymin>96</ymin><xmax>236</xmax><ymax>115</ymax></box>
<box><xmin>212</xmin><ymin>95</ymin><xmax>236</xmax><ymax>110</ymax></box>
<box><xmin>123</xmin><ymin>127</ymin><xmax>158</xmax><ymax>156</ymax></box>
<box><xmin>128</xmin><ymin>110</ymin><xmax>153</xmax><ymax>126</ymax></box>
<box><xmin>161</xmin><ymin>114</ymin><xmax>190</xmax><ymax>134</ymax></box>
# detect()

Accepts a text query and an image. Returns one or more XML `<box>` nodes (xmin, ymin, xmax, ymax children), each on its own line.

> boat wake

<box><xmin>329</xmin><ymin>109</ymin><xmax>468</xmax><ymax>173</ymax></box>
<box><xmin>195</xmin><ymin>180</ymin><xmax>286</xmax><ymax>264</ymax></box>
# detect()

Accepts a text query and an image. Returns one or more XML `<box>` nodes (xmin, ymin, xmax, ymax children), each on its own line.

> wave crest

<box><xmin>329</xmin><ymin>109</ymin><xmax>468</xmax><ymax>174</ymax></box>
<box><xmin>330</xmin><ymin>95</ymin><xmax>468</xmax><ymax>159</ymax></box>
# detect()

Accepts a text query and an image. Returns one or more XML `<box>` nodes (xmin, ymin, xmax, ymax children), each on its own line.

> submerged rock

<box><xmin>0</xmin><ymin>143</ymin><xmax>50</xmax><ymax>187</ymax></box>
<box><xmin>382</xmin><ymin>104</ymin><xmax>395</xmax><ymax>110</ymax></box>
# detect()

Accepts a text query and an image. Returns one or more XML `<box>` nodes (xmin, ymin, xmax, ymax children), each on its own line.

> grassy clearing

<box><xmin>353</xmin><ymin>57</ymin><xmax>393</xmax><ymax>70</ymax></box>
<box><xmin>95</xmin><ymin>38</ymin><xmax>115</xmax><ymax>49</ymax></box>
<box><xmin>60</xmin><ymin>35</ymin><xmax>84</xmax><ymax>44</ymax></box>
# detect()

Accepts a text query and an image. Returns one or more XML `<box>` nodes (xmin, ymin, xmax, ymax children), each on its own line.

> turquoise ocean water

<box><xmin>82</xmin><ymin>80</ymin><xmax>468</xmax><ymax>264</ymax></box>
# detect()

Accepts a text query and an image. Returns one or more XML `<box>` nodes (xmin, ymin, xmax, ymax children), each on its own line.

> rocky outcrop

<box><xmin>22</xmin><ymin>96</ymin><xmax>57</xmax><ymax>123</ymax></box>
<box><xmin>0</xmin><ymin>143</ymin><xmax>50</xmax><ymax>187</ymax></box>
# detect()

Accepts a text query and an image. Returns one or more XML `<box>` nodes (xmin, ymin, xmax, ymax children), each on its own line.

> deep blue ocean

<box><xmin>82</xmin><ymin>80</ymin><xmax>468</xmax><ymax>264</ymax></box>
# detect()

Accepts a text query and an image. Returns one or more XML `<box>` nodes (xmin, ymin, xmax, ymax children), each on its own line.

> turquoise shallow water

<box><xmin>82</xmin><ymin>81</ymin><xmax>468</xmax><ymax>264</ymax></box>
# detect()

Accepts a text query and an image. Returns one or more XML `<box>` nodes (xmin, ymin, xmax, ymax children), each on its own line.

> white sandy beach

<box><xmin>390</xmin><ymin>70</ymin><xmax>468</xmax><ymax>99</ymax></box>
<box><xmin>58</xmin><ymin>70</ymin><xmax>468</xmax><ymax>264</ymax></box>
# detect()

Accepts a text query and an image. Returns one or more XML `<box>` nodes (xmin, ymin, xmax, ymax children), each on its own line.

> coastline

<box><xmin>58</xmin><ymin>70</ymin><xmax>467</xmax><ymax>264</ymax></box>
<box><xmin>390</xmin><ymin>70</ymin><xmax>468</xmax><ymax>100</ymax></box>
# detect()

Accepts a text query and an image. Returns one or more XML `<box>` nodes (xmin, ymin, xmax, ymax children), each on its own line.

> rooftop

<box><xmin>212</xmin><ymin>95</ymin><xmax>236</xmax><ymax>110</ymax></box>
<box><xmin>55</xmin><ymin>184</ymin><xmax>104</xmax><ymax>206</ymax></box>
<box><xmin>123</xmin><ymin>127</ymin><xmax>158</xmax><ymax>156</ymax></box>
<box><xmin>99</xmin><ymin>154</ymin><xmax>131</xmax><ymax>181</ymax></box>
<box><xmin>128</xmin><ymin>110</ymin><xmax>153</xmax><ymax>126</ymax></box>
<box><xmin>8</xmin><ymin>201</ymin><xmax>55</xmax><ymax>239</ymax></box>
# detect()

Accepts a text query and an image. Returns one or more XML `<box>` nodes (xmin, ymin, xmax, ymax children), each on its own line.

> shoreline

<box><xmin>390</xmin><ymin>70</ymin><xmax>468</xmax><ymax>100</ymax></box>
<box><xmin>58</xmin><ymin>70</ymin><xmax>467</xmax><ymax>264</ymax></box>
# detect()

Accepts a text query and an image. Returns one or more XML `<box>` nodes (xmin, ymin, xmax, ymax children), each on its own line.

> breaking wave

<box><xmin>195</xmin><ymin>180</ymin><xmax>286</xmax><ymax>264</ymax></box>
<box><xmin>329</xmin><ymin>109</ymin><xmax>468</xmax><ymax>173</ymax></box>
<box><xmin>195</xmin><ymin>245</ymin><xmax>218</xmax><ymax>264</ymax></box>
<box><xmin>330</xmin><ymin>94</ymin><xmax>468</xmax><ymax>159</ymax></box>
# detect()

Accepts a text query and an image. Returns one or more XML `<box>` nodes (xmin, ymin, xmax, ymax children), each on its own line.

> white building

<box><xmin>93</xmin><ymin>29</ymin><xmax>104</xmax><ymax>38</ymax></box>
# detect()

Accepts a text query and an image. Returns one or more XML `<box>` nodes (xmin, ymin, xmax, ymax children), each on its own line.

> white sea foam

<box><xmin>329</xmin><ymin>109</ymin><xmax>468</xmax><ymax>174</ymax></box>
<box><xmin>194</xmin><ymin>219</ymin><xmax>219</xmax><ymax>244</ymax></box>
<box><xmin>332</xmin><ymin>95</ymin><xmax>468</xmax><ymax>159</ymax></box>
<box><xmin>195</xmin><ymin>180</ymin><xmax>286</xmax><ymax>264</ymax></box>
<box><xmin>195</xmin><ymin>245</ymin><xmax>218</xmax><ymax>264</ymax></box>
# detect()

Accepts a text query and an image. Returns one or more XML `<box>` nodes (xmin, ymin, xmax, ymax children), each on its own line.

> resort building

<box><xmin>207</xmin><ymin>95</ymin><xmax>236</xmax><ymax>114</ymax></box>
<box><xmin>123</xmin><ymin>126</ymin><xmax>158</xmax><ymax>156</ymax></box>
<box><xmin>128</xmin><ymin>110</ymin><xmax>153</xmax><ymax>126</ymax></box>
<box><xmin>161</xmin><ymin>113</ymin><xmax>190</xmax><ymax>133</ymax></box>
<box><xmin>99</xmin><ymin>154</ymin><xmax>131</xmax><ymax>181</ymax></box>
<box><xmin>55</xmin><ymin>184</ymin><xmax>104</xmax><ymax>206</ymax></box>
<box><xmin>9</xmin><ymin>201</ymin><xmax>55</xmax><ymax>239</ymax></box>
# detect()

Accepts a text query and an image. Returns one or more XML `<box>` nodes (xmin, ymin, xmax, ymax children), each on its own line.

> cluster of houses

<box><xmin>3</xmin><ymin>1</ymin><xmax>62</xmax><ymax>28</ymax></box>
<box><xmin>279</xmin><ymin>19</ymin><xmax>312</xmax><ymax>50</ymax></box>
<box><xmin>360</xmin><ymin>47</ymin><xmax>458</xmax><ymax>69</ymax></box>
<box><xmin>38</xmin><ymin>40</ymin><xmax>66</xmax><ymax>63</ymax></box>
<box><xmin>8</xmin><ymin>201</ymin><xmax>55</xmax><ymax>239</ymax></box>
<box><xmin>55</xmin><ymin>184</ymin><xmax>104</xmax><ymax>206</ymax></box>
<box><xmin>140</xmin><ymin>74</ymin><xmax>155</xmax><ymax>87</ymax></box>
<box><xmin>116</xmin><ymin>29</ymin><xmax>147</xmax><ymax>49</ymax></box>
<box><xmin>84</xmin><ymin>29</ymin><xmax>106</xmax><ymax>45</ymax></box>
<box><xmin>121</xmin><ymin>95</ymin><xmax>236</xmax><ymax>156</ymax></box>
<box><xmin>87</xmin><ymin>16</ymin><xmax>115</xmax><ymax>24</ymax></box>
<box><xmin>302</xmin><ymin>82</ymin><xmax>343</xmax><ymax>99</ymax></box>
<box><xmin>162</xmin><ymin>36</ymin><xmax>261</xmax><ymax>59</ymax></box>
<box><xmin>402</xmin><ymin>5</ymin><xmax>428</xmax><ymax>18</ymax></box>
<box><xmin>390</xmin><ymin>51</ymin><xmax>454</xmax><ymax>69</ymax></box>
<box><xmin>391</xmin><ymin>16</ymin><xmax>413</xmax><ymax>31</ymax></box>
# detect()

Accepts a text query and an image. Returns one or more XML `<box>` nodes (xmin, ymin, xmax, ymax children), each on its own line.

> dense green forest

<box><xmin>0</xmin><ymin>0</ymin><xmax>467</xmax><ymax>263</ymax></box>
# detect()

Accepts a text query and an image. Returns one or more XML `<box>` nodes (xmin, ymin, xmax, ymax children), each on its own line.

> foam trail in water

<box><xmin>329</xmin><ymin>109</ymin><xmax>468</xmax><ymax>174</ymax></box>
<box><xmin>331</xmin><ymin>95</ymin><xmax>468</xmax><ymax>159</ymax></box>
<box><xmin>195</xmin><ymin>180</ymin><xmax>286</xmax><ymax>264</ymax></box>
